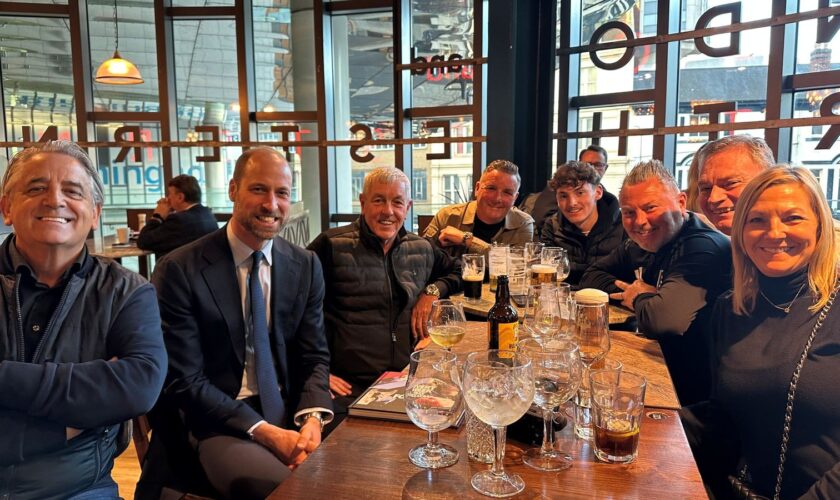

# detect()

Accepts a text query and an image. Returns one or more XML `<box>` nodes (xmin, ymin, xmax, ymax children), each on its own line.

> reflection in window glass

<box><xmin>173</xmin><ymin>19</ymin><xmax>240</xmax><ymax>211</ymax></box>
<box><xmin>331</xmin><ymin>11</ymin><xmax>395</xmax><ymax>215</ymax></box>
<box><xmin>410</xmin><ymin>0</ymin><xmax>474</xmax><ymax>108</ymax></box>
<box><xmin>253</xmin><ymin>0</ymin><xmax>316</xmax><ymax>112</ymax></box>
<box><xmin>795</xmin><ymin>0</ymin><xmax>840</xmax><ymax>75</ymax></box>
<box><xmin>411</xmin><ymin>117</ymin><xmax>475</xmax><ymax>218</ymax></box>
<box><xmin>256</xmin><ymin>121</ymin><xmax>318</xmax><ymax>204</ymax></box>
<box><xmin>579</xmin><ymin>0</ymin><xmax>657</xmax><ymax>96</ymax></box>
<box><xmin>173</xmin><ymin>0</ymin><xmax>234</xmax><ymax>5</ymax></box>
<box><xmin>1</xmin><ymin>16</ymin><xmax>76</xmax><ymax>168</ymax></box>
<box><xmin>791</xmin><ymin>89</ymin><xmax>840</xmax><ymax>213</ymax></box>
<box><xmin>678</xmin><ymin>0</ymin><xmax>770</xmax><ymax>150</ymax></box>
<box><xmin>92</xmin><ymin>122</ymin><xmax>163</xmax><ymax>213</ymax></box>
<box><xmin>90</xmin><ymin>0</ymin><xmax>159</xmax><ymax>112</ymax></box>
<box><xmin>577</xmin><ymin>105</ymin><xmax>654</xmax><ymax>193</ymax></box>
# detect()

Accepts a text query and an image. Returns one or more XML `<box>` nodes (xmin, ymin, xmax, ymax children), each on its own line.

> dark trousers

<box><xmin>195</xmin><ymin>434</ymin><xmax>291</xmax><ymax>500</ymax></box>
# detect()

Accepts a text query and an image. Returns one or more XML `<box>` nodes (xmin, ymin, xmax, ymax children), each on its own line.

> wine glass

<box><xmin>523</xmin><ymin>284</ymin><xmax>562</xmax><ymax>343</ymax></box>
<box><xmin>405</xmin><ymin>350</ymin><xmax>463</xmax><ymax>469</ymax></box>
<box><xmin>463</xmin><ymin>350</ymin><xmax>535</xmax><ymax>498</ymax></box>
<box><xmin>517</xmin><ymin>338</ymin><xmax>582</xmax><ymax>471</ymax></box>
<box><xmin>573</xmin><ymin>301</ymin><xmax>611</xmax><ymax>439</ymax></box>
<box><xmin>555</xmin><ymin>248</ymin><xmax>570</xmax><ymax>283</ymax></box>
<box><xmin>427</xmin><ymin>300</ymin><xmax>467</xmax><ymax>351</ymax></box>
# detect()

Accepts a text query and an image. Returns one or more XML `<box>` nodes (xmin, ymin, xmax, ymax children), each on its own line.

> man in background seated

<box><xmin>137</xmin><ymin>174</ymin><xmax>218</xmax><ymax>257</ymax></box>
<box><xmin>540</xmin><ymin>161</ymin><xmax>624</xmax><ymax>285</ymax></box>
<box><xmin>423</xmin><ymin>160</ymin><xmax>533</xmax><ymax>258</ymax></box>
<box><xmin>0</xmin><ymin>140</ymin><xmax>166</xmax><ymax>499</ymax></box>
<box><xmin>579</xmin><ymin>159</ymin><xmax>730</xmax><ymax>405</ymax></box>
<box><xmin>520</xmin><ymin>144</ymin><xmax>615</xmax><ymax>237</ymax></box>
<box><xmin>152</xmin><ymin>147</ymin><xmax>331</xmax><ymax>499</ymax></box>
<box><xmin>308</xmin><ymin>167</ymin><xmax>461</xmax><ymax>429</ymax></box>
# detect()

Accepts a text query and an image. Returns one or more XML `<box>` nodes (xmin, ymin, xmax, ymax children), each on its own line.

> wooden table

<box><xmin>429</xmin><ymin>322</ymin><xmax>680</xmax><ymax>410</ymax></box>
<box><xmin>451</xmin><ymin>282</ymin><xmax>635</xmax><ymax>325</ymax></box>
<box><xmin>87</xmin><ymin>237</ymin><xmax>153</xmax><ymax>279</ymax></box>
<box><xmin>270</xmin><ymin>323</ymin><xmax>700</xmax><ymax>499</ymax></box>
<box><xmin>270</xmin><ymin>412</ymin><xmax>702</xmax><ymax>499</ymax></box>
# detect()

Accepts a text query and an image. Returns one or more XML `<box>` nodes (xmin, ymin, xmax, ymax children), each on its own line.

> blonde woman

<box><xmin>688</xmin><ymin>166</ymin><xmax>840</xmax><ymax>499</ymax></box>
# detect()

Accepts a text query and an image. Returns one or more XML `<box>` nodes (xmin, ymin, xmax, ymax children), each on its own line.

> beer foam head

<box><xmin>575</xmin><ymin>288</ymin><xmax>609</xmax><ymax>304</ymax></box>
<box><xmin>463</xmin><ymin>273</ymin><xmax>483</xmax><ymax>281</ymax></box>
<box><xmin>531</xmin><ymin>264</ymin><xmax>556</xmax><ymax>273</ymax></box>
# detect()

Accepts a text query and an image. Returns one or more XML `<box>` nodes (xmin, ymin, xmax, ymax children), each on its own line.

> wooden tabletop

<box><xmin>87</xmin><ymin>237</ymin><xmax>153</xmax><ymax>278</ymax></box>
<box><xmin>426</xmin><ymin>322</ymin><xmax>680</xmax><ymax>410</ymax></box>
<box><xmin>450</xmin><ymin>282</ymin><xmax>635</xmax><ymax>325</ymax></box>
<box><xmin>269</xmin><ymin>408</ymin><xmax>705</xmax><ymax>499</ymax></box>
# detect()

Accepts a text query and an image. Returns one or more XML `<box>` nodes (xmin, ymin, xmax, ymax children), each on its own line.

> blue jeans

<box><xmin>67</xmin><ymin>477</ymin><xmax>119</xmax><ymax>500</ymax></box>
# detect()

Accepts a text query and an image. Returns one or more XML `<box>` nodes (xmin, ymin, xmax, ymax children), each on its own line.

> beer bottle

<box><xmin>487</xmin><ymin>275</ymin><xmax>519</xmax><ymax>351</ymax></box>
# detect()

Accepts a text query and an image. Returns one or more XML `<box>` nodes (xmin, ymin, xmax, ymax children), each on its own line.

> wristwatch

<box><xmin>303</xmin><ymin>411</ymin><xmax>325</xmax><ymax>431</ymax></box>
<box><xmin>423</xmin><ymin>283</ymin><xmax>441</xmax><ymax>298</ymax></box>
<box><xmin>462</xmin><ymin>231</ymin><xmax>473</xmax><ymax>247</ymax></box>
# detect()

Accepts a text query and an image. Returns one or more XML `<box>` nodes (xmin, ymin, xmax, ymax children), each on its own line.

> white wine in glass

<box><xmin>427</xmin><ymin>300</ymin><xmax>467</xmax><ymax>351</ymax></box>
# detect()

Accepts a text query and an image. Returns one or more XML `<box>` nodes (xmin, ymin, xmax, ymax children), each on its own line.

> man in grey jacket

<box><xmin>0</xmin><ymin>141</ymin><xmax>166</xmax><ymax>499</ymax></box>
<box><xmin>423</xmin><ymin>160</ymin><xmax>534</xmax><ymax>259</ymax></box>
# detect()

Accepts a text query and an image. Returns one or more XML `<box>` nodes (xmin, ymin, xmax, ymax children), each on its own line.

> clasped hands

<box><xmin>251</xmin><ymin>419</ymin><xmax>322</xmax><ymax>470</ymax></box>
<box><xmin>609</xmin><ymin>279</ymin><xmax>657</xmax><ymax>310</ymax></box>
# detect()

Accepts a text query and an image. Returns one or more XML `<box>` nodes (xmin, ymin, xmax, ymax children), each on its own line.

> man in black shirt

<box><xmin>137</xmin><ymin>174</ymin><xmax>218</xmax><ymax>257</ymax></box>
<box><xmin>580</xmin><ymin>160</ymin><xmax>730</xmax><ymax>405</ymax></box>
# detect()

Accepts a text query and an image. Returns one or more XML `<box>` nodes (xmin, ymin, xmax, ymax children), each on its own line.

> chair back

<box><xmin>417</xmin><ymin>215</ymin><xmax>434</xmax><ymax>234</ymax></box>
<box><xmin>126</xmin><ymin>208</ymin><xmax>156</xmax><ymax>231</ymax></box>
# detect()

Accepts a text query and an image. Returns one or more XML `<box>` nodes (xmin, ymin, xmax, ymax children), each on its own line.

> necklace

<box><xmin>760</xmin><ymin>282</ymin><xmax>807</xmax><ymax>314</ymax></box>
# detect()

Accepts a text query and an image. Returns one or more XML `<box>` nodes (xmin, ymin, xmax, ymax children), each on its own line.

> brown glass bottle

<box><xmin>487</xmin><ymin>275</ymin><xmax>519</xmax><ymax>351</ymax></box>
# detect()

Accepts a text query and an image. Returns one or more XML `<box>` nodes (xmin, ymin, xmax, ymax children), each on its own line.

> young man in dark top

<box><xmin>540</xmin><ymin>161</ymin><xmax>624</xmax><ymax>285</ymax></box>
<box><xmin>579</xmin><ymin>159</ymin><xmax>731</xmax><ymax>405</ymax></box>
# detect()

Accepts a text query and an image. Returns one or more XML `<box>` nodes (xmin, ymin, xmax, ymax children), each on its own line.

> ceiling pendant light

<box><xmin>94</xmin><ymin>0</ymin><xmax>143</xmax><ymax>85</ymax></box>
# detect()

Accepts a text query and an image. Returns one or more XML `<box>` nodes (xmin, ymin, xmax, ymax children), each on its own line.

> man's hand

<box><xmin>154</xmin><ymin>198</ymin><xmax>172</xmax><ymax>219</ymax></box>
<box><xmin>296</xmin><ymin>417</ymin><xmax>323</xmax><ymax>454</ymax></box>
<box><xmin>329</xmin><ymin>373</ymin><xmax>352</xmax><ymax>399</ymax></box>
<box><xmin>437</xmin><ymin>226</ymin><xmax>467</xmax><ymax>247</ymax></box>
<box><xmin>611</xmin><ymin>279</ymin><xmax>657</xmax><ymax>310</ymax></box>
<box><xmin>251</xmin><ymin>422</ymin><xmax>308</xmax><ymax>468</ymax></box>
<box><xmin>412</xmin><ymin>293</ymin><xmax>436</xmax><ymax>340</ymax></box>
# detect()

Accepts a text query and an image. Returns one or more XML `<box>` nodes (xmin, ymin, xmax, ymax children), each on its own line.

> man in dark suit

<box><xmin>137</xmin><ymin>174</ymin><xmax>218</xmax><ymax>257</ymax></box>
<box><xmin>151</xmin><ymin>147</ymin><xmax>332</xmax><ymax>499</ymax></box>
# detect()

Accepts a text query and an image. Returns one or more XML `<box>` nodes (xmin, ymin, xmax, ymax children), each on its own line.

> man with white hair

<box><xmin>308</xmin><ymin>166</ymin><xmax>461</xmax><ymax>429</ymax></box>
<box><xmin>580</xmin><ymin>159</ymin><xmax>730</xmax><ymax>405</ymax></box>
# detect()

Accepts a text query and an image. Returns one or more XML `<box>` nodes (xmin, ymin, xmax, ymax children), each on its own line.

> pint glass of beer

<box><xmin>530</xmin><ymin>264</ymin><xmax>557</xmax><ymax>286</ymax></box>
<box><xmin>462</xmin><ymin>254</ymin><xmax>485</xmax><ymax>303</ymax></box>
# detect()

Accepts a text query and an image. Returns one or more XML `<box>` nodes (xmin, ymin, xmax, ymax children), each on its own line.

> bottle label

<box><xmin>489</xmin><ymin>321</ymin><xmax>519</xmax><ymax>352</ymax></box>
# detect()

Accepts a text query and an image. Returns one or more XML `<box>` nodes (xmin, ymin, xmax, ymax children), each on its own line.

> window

<box><xmin>413</xmin><ymin>169</ymin><xmax>427</xmax><ymax>201</ymax></box>
<box><xmin>351</xmin><ymin>170</ymin><xmax>365</xmax><ymax>199</ymax></box>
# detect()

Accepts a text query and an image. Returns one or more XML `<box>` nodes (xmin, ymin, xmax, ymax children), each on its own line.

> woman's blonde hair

<box><xmin>731</xmin><ymin>166</ymin><xmax>837</xmax><ymax>315</ymax></box>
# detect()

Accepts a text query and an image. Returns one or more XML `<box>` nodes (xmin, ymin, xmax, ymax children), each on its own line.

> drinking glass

<box><xmin>405</xmin><ymin>350</ymin><xmax>463</xmax><ymax>469</ymax></box>
<box><xmin>522</xmin><ymin>284</ymin><xmax>562</xmax><ymax>343</ymax></box>
<box><xmin>590</xmin><ymin>370</ymin><xmax>647</xmax><ymax>463</ymax></box>
<box><xmin>525</xmin><ymin>242</ymin><xmax>543</xmax><ymax>267</ymax></box>
<box><xmin>555</xmin><ymin>282</ymin><xmax>574</xmax><ymax>336</ymax></box>
<box><xmin>488</xmin><ymin>244</ymin><xmax>510</xmax><ymax>293</ymax></box>
<box><xmin>573</xmin><ymin>302</ymin><xmax>610</xmax><ymax>439</ymax></box>
<box><xmin>507</xmin><ymin>247</ymin><xmax>528</xmax><ymax>299</ymax></box>
<box><xmin>463</xmin><ymin>350</ymin><xmax>535</xmax><ymax>497</ymax></box>
<box><xmin>462</xmin><ymin>254</ymin><xmax>485</xmax><ymax>304</ymax></box>
<box><xmin>555</xmin><ymin>248</ymin><xmax>570</xmax><ymax>283</ymax></box>
<box><xmin>574</xmin><ymin>358</ymin><xmax>622</xmax><ymax>440</ymax></box>
<box><xmin>427</xmin><ymin>300</ymin><xmax>467</xmax><ymax>351</ymax></box>
<box><xmin>517</xmin><ymin>338</ymin><xmax>581</xmax><ymax>471</ymax></box>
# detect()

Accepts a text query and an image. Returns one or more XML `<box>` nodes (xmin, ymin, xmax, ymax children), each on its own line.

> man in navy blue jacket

<box><xmin>0</xmin><ymin>140</ymin><xmax>166</xmax><ymax>499</ymax></box>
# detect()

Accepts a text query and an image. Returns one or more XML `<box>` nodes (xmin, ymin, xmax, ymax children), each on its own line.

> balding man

<box><xmin>152</xmin><ymin>147</ymin><xmax>331</xmax><ymax>498</ymax></box>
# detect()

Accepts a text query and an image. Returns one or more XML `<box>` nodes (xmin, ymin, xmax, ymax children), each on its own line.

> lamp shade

<box><xmin>94</xmin><ymin>50</ymin><xmax>143</xmax><ymax>85</ymax></box>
